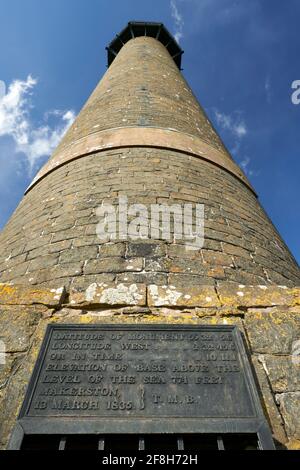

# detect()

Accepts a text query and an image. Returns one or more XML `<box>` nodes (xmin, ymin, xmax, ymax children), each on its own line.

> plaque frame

<box><xmin>8</xmin><ymin>324</ymin><xmax>275</xmax><ymax>450</ymax></box>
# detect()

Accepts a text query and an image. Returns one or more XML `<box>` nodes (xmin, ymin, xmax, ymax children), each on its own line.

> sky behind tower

<box><xmin>0</xmin><ymin>0</ymin><xmax>299</xmax><ymax>263</ymax></box>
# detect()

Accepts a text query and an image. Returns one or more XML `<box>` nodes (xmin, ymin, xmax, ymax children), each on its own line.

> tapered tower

<box><xmin>0</xmin><ymin>22</ymin><xmax>299</xmax><ymax>451</ymax></box>
<box><xmin>0</xmin><ymin>22</ymin><xmax>299</xmax><ymax>289</ymax></box>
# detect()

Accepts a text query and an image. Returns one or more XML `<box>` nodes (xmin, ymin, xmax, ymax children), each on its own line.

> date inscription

<box><xmin>25</xmin><ymin>326</ymin><xmax>255</xmax><ymax>419</ymax></box>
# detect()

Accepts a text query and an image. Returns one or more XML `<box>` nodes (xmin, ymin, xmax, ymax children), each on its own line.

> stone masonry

<box><xmin>0</xmin><ymin>283</ymin><xmax>299</xmax><ymax>449</ymax></box>
<box><xmin>0</xmin><ymin>148</ymin><xmax>299</xmax><ymax>289</ymax></box>
<box><xmin>0</xmin><ymin>23</ymin><xmax>299</xmax><ymax>449</ymax></box>
<box><xmin>0</xmin><ymin>35</ymin><xmax>299</xmax><ymax>288</ymax></box>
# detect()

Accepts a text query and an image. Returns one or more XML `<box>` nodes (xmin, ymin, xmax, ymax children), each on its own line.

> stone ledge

<box><xmin>69</xmin><ymin>282</ymin><xmax>147</xmax><ymax>307</ymax></box>
<box><xmin>0</xmin><ymin>283</ymin><xmax>299</xmax><ymax>310</ymax></box>
<box><xmin>0</xmin><ymin>283</ymin><xmax>66</xmax><ymax>307</ymax></box>
<box><xmin>217</xmin><ymin>285</ymin><xmax>300</xmax><ymax>307</ymax></box>
<box><xmin>147</xmin><ymin>285</ymin><xmax>220</xmax><ymax>307</ymax></box>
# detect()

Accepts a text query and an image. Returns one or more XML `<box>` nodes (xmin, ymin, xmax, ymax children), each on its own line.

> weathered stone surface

<box><xmin>202</xmin><ymin>250</ymin><xmax>234</xmax><ymax>267</ymax></box>
<box><xmin>70</xmin><ymin>282</ymin><xmax>147</xmax><ymax>306</ymax></box>
<box><xmin>0</xmin><ymin>145</ymin><xmax>299</xmax><ymax>287</ymax></box>
<box><xmin>168</xmin><ymin>273</ymin><xmax>215</xmax><ymax>287</ymax></box>
<box><xmin>84</xmin><ymin>257</ymin><xmax>143</xmax><ymax>274</ymax></box>
<box><xmin>245</xmin><ymin>309</ymin><xmax>300</xmax><ymax>354</ymax></box>
<box><xmin>0</xmin><ymin>262</ymin><xmax>29</xmax><ymax>282</ymax></box>
<box><xmin>251</xmin><ymin>357</ymin><xmax>287</xmax><ymax>444</ymax></box>
<box><xmin>276</xmin><ymin>392</ymin><xmax>300</xmax><ymax>439</ymax></box>
<box><xmin>36</xmin><ymin>278</ymin><xmax>72</xmax><ymax>291</ymax></box>
<box><xmin>0</xmin><ymin>287</ymin><xmax>299</xmax><ymax>449</ymax></box>
<box><xmin>52</xmin><ymin>263</ymin><xmax>83</xmax><ymax>279</ymax></box>
<box><xmin>218</xmin><ymin>285</ymin><xmax>298</xmax><ymax>307</ymax></box>
<box><xmin>207</xmin><ymin>266</ymin><xmax>226</xmax><ymax>279</ymax></box>
<box><xmin>0</xmin><ymin>369</ymin><xmax>28</xmax><ymax>448</ymax></box>
<box><xmin>147</xmin><ymin>285</ymin><xmax>220</xmax><ymax>307</ymax></box>
<box><xmin>145</xmin><ymin>258</ymin><xmax>169</xmax><ymax>272</ymax></box>
<box><xmin>167</xmin><ymin>244</ymin><xmax>200</xmax><ymax>259</ymax></box>
<box><xmin>222</xmin><ymin>243</ymin><xmax>253</xmax><ymax>259</ymax></box>
<box><xmin>286</xmin><ymin>439</ymin><xmax>300</xmax><ymax>450</ymax></box>
<box><xmin>168</xmin><ymin>258</ymin><xmax>206</xmax><ymax>275</ymax></box>
<box><xmin>224</xmin><ymin>269</ymin><xmax>268</xmax><ymax>286</ymax></box>
<box><xmin>194</xmin><ymin>307</ymin><xmax>217</xmax><ymax>317</ymax></box>
<box><xmin>28</xmin><ymin>253</ymin><xmax>59</xmax><ymax>272</ymax></box>
<box><xmin>0</xmin><ymin>283</ymin><xmax>66</xmax><ymax>307</ymax></box>
<box><xmin>120</xmin><ymin>306</ymin><xmax>151</xmax><ymax>315</ymax></box>
<box><xmin>51</xmin><ymin>226</ymin><xmax>85</xmax><ymax>243</ymax></box>
<box><xmin>48</xmin><ymin>239</ymin><xmax>73</xmax><ymax>254</ymax></box>
<box><xmin>0</xmin><ymin>324</ymin><xmax>46</xmax><ymax>449</ymax></box>
<box><xmin>192</xmin><ymin>316</ymin><xmax>245</xmax><ymax>331</ymax></box>
<box><xmin>100</xmin><ymin>243</ymin><xmax>126</xmax><ymax>257</ymax></box>
<box><xmin>126</xmin><ymin>242</ymin><xmax>166</xmax><ymax>258</ymax></box>
<box><xmin>0</xmin><ymin>355</ymin><xmax>18</xmax><ymax>400</ymax></box>
<box><xmin>59</xmin><ymin>246</ymin><xmax>98</xmax><ymax>264</ymax></box>
<box><xmin>260</xmin><ymin>355</ymin><xmax>300</xmax><ymax>393</ymax></box>
<box><xmin>71</xmin><ymin>274</ymin><xmax>116</xmax><ymax>291</ymax></box>
<box><xmin>117</xmin><ymin>272</ymin><xmax>168</xmax><ymax>285</ymax></box>
<box><xmin>0</xmin><ymin>306</ymin><xmax>41</xmax><ymax>352</ymax></box>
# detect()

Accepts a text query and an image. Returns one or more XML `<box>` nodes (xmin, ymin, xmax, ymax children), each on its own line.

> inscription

<box><xmin>25</xmin><ymin>326</ymin><xmax>256</xmax><ymax>419</ymax></box>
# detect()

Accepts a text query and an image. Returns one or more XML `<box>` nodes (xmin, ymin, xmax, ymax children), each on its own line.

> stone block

<box><xmin>126</xmin><ymin>242</ymin><xmax>166</xmax><ymax>258</ymax></box>
<box><xmin>218</xmin><ymin>285</ymin><xmax>297</xmax><ymax>307</ymax></box>
<box><xmin>0</xmin><ymin>283</ymin><xmax>66</xmax><ymax>307</ymax></box>
<box><xmin>147</xmin><ymin>285</ymin><xmax>220</xmax><ymax>307</ymax></box>
<box><xmin>69</xmin><ymin>282</ymin><xmax>146</xmax><ymax>307</ymax></box>
<box><xmin>100</xmin><ymin>243</ymin><xmax>126</xmax><ymax>257</ymax></box>
<box><xmin>202</xmin><ymin>250</ymin><xmax>234</xmax><ymax>267</ymax></box>
<box><xmin>247</xmin><ymin>356</ymin><xmax>288</xmax><ymax>444</ymax></box>
<box><xmin>244</xmin><ymin>309</ymin><xmax>300</xmax><ymax>354</ymax></box>
<box><xmin>28</xmin><ymin>254</ymin><xmax>59</xmax><ymax>272</ymax></box>
<box><xmin>59</xmin><ymin>246</ymin><xmax>98</xmax><ymax>264</ymax></box>
<box><xmin>168</xmin><ymin>273</ymin><xmax>215</xmax><ymax>287</ymax></box>
<box><xmin>276</xmin><ymin>392</ymin><xmax>300</xmax><ymax>439</ymax></box>
<box><xmin>85</xmin><ymin>257</ymin><xmax>143</xmax><ymax>274</ymax></box>
<box><xmin>0</xmin><ymin>306</ymin><xmax>41</xmax><ymax>352</ymax></box>
<box><xmin>261</xmin><ymin>355</ymin><xmax>300</xmax><ymax>393</ymax></box>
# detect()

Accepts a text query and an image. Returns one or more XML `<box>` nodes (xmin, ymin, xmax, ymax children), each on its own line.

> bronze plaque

<box><xmin>21</xmin><ymin>324</ymin><xmax>258</xmax><ymax>420</ymax></box>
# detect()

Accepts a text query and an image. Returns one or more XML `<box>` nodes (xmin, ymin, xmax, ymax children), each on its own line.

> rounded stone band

<box><xmin>26</xmin><ymin>126</ymin><xmax>255</xmax><ymax>195</ymax></box>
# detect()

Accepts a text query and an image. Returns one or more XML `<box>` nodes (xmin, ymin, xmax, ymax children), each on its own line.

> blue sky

<box><xmin>0</xmin><ymin>0</ymin><xmax>299</xmax><ymax>263</ymax></box>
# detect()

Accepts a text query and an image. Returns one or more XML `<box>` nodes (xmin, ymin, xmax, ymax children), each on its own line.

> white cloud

<box><xmin>234</xmin><ymin>123</ymin><xmax>247</xmax><ymax>138</ymax></box>
<box><xmin>214</xmin><ymin>110</ymin><xmax>247</xmax><ymax>139</ymax></box>
<box><xmin>0</xmin><ymin>76</ymin><xmax>75</xmax><ymax>172</ymax></box>
<box><xmin>0</xmin><ymin>80</ymin><xmax>5</xmax><ymax>99</ymax></box>
<box><xmin>169</xmin><ymin>0</ymin><xmax>269</xmax><ymax>49</ymax></box>
<box><xmin>173</xmin><ymin>0</ymin><xmax>260</xmax><ymax>30</ymax></box>
<box><xmin>240</xmin><ymin>156</ymin><xmax>258</xmax><ymax>177</ymax></box>
<box><xmin>240</xmin><ymin>156</ymin><xmax>251</xmax><ymax>172</ymax></box>
<box><xmin>170</xmin><ymin>0</ymin><xmax>184</xmax><ymax>43</ymax></box>
<box><xmin>213</xmin><ymin>109</ymin><xmax>257</xmax><ymax>177</ymax></box>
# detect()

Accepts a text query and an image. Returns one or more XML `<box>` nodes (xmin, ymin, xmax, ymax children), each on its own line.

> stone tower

<box><xmin>0</xmin><ymin>22</ymin><xmax>299</xmax><ymax>289</ymax></box>
<box><xmin>0</xmin><ymin>22</ymin><xmax>299</xmax><ymax>450</ymax></box>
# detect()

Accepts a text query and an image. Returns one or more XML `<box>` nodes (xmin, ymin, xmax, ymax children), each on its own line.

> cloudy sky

<box><xmin>0</xmin><ymin>0</ymin><xmax>299</xmax><ymax>263</ymax></box>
